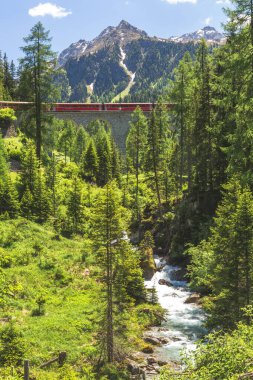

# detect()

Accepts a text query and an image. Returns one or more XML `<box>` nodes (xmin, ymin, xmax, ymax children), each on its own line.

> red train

<box><xmin>0</xmin><ymin>101</ymin><xmax>173</xmax><ymax>113</ymax></box>
<box><xmin>50</xmin><ymin>103</ymin><xmax>156</xmax><ymax>112</ymax></box>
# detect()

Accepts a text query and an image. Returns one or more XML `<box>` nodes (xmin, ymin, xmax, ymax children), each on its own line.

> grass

<box><xmin>0</xmin><ymin>219</ymin><xmax>99</xmax><ymax>366</ymax></box>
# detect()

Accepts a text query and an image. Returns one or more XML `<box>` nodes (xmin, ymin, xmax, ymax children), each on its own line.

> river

<box><xmin>144</xmin><ymin>256</ymin><xmax>206</xmax><ymax>375</ymax></box>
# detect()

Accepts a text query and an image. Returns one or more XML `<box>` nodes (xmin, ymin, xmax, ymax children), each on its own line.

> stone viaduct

<box><xmin>0</xmin><ymin>102</ymin><xmax>173</xmax><ymax>151</ymax></box>
<box><xmin>48</xmin><ymin>110</ymin><xmax>136</xmax><ymax>151</ymax></box>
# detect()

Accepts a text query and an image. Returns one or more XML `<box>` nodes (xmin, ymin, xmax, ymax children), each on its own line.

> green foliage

<box><xmin>0</xmin><ymin>323</ymin><xmax>25</xmax><ymax>367</ymax></box>
<box><xmin>0</xmin><ymin>108</ymin><xmax>16</xmax><ymax>122</ymax></box>
<box><xmin>81</xmin><ymin>139</ymin><xmax>98</xmax><ymax>183</ymax></box>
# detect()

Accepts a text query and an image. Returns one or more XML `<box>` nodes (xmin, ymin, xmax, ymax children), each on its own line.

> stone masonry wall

<box><xmin>48</xmin><ymin>111</ymin><xmax>144</xmax><ymax>151</ymax></box>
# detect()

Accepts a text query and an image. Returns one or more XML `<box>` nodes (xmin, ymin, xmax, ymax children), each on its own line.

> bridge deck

<box><xmin>0</xmin><ymin>101</ymin><xmax>173</xmax><ymax>113</ymax></box>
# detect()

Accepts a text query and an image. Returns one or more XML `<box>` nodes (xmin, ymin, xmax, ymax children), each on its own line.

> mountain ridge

<box><xmin>59</xmin><ymin>21</ymin><xmax>223</xmax><ymax>102</ymax></box>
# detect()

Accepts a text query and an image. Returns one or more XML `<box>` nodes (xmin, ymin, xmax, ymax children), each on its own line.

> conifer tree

<box><xmin>127</xmin><ymin>107</ymin><xmax>148</xmax><ymax>224</ymax></box>
<box><xmin>169</xmin><ymin>52</ymin><xmax>194</xmax><ymax>190</ymax></box>
<box><xmin>20</xmin><ymin>22</ymin><xmax>56</xmax><ymax>159</ymax></box>
<box><xmin>73</xmin><ymin>128</ymin><xmax>89</xmax><ymax>164</ymax></box>
<box><xmin>67</xmin><ymin>176</ymin><xmax>83</xmax><ymax>234</ymax></box>
<box><xmin>33</xmin><ymin>169</ymin><xmax>51</xmax><ymax>222</ymax></box>
<box><xmin>81</xmin><ymin>139</ymin><xmax>99</xmax><ymax>183</ymax></box>
<box><xmin>110</xmin><ymin>137</ymin><xmax>121</xmax><ymax>185</ymax></box>
<box><xmin>46</xmin><ymin>153</ymin><xmax>58</xmax><ymax>218</ymax></box>
<box><xmin>20</xmin><ymin>187</ymin><xmax>34</xmax><ymax>219</ymax></box>
<box><xmin>92</xmin><ymin>181</ymin><xmax>128</xmax><ymax>362</ymax></box>
<box><xmin>205</xmin><ymin>182</ymin><xmax>253</xmax><ymax>329</ymax></box>
<box><xmin>95</xmin><ymin>127</ymin><xmax>112</xmax><ymax>186</ymax></box>
<box><xmin>20</xmin><ymin>142</ymin><xmax>40</xmax><ymax>194</ymax></box>
<box><xmin>145</xmin><ymin>104</ymin><xmax>169</xmax><ymax>214</ymax></box>
<box><xmin>58</xmin><ymin>120</ymin><xmax>77</xmax><ymax>163</ymax></box>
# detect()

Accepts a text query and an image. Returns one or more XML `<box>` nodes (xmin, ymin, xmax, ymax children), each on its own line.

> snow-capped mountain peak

<box><xmin>170</xmin><ymin>26</ymin><xmax>225</xmax><ymax>44</ymax></box>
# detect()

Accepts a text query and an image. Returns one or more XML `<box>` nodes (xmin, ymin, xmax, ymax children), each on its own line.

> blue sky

<box><xmin>0</xmin><ymin>0</ymin><xmax>229</xmax><ymax>64</ymax></box>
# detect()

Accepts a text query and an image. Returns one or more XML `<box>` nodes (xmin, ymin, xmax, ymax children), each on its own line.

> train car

<box><xmin>53</xmin><ymin>103</ymin><xmax>101</xmax><ymax>112</ymax></box>
<box><xmin>104</xmin><ymin>103</ymin><xmax>152</xmax><ymax>112</ymax></box>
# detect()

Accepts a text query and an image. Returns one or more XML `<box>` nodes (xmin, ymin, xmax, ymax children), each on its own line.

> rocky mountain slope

<box><xmin>59</xmin><ymin>21</ymin><xmax>224</xmax><ymax>102</ymax></box>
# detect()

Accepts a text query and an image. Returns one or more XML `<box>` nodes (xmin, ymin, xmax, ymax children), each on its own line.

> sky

<box><xmin>0</xmin><ymin>0</ymin><xmax>230</xmax><ymax>64</ymax></box>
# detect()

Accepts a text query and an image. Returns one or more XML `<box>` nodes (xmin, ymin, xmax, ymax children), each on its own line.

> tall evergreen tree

<box><xmin>92</xmin><ymin>182</ymin><xmax>128</xmax><ymax>362</ymax></box>
<box><xmin>67</xmin><ymin>176</ymin><xmax>84</xmax><ymax>234</ymax></box>
<box><xmin>127</xmin><ymin>107</ymin><xmax>148</xmax><ymax>224</ymax></box>
<box><xmin>95</xmin><ymin>127</ymin><xmax>112</xmax><ymax>186</ymax></box>
<box><xmin>20</xmin><ymin>22</ymin><xmax>56</xmax><ymax>160</ymax></box>
<box><xmin>81</xmin><ymin>139</ymin><xmax>99</xmax><ymax>183</ymax></box>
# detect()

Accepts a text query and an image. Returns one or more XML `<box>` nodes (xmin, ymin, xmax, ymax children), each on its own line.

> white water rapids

<box><xmin>145</xmin><ymin>256</ymin><xmax>206</xmax><ymax>363</ymax></box>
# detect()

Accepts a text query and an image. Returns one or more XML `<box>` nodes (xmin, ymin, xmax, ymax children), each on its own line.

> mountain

<box><xmin>58</xmin><ymin>20</ymin><xmax>147</xmax><ymax>66</ymax></box>
<box><xmin>170</xmin><ymin>26</ymin><xmax>225</xmax><ymax>44</ymax></box>
<box><xmin>59</xmin><ymin>22</ymin><xmax>223</xmax><ymax>103</ymax></box>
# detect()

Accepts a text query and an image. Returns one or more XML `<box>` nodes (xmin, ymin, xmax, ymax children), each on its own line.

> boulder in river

<box><xmin>169</xmin><ymin>268</ymin><xmax>187</xmax><ymax>281</ymax></box>
<box><xmin>147</xmin><ymin>357</ymin><xmax>157</xmax><ymax>365</ymax></box>
<box><xmin>158</xmin><ymin>279</ymin><xmax>172</xmax><ymax>287</ymax></box>
<box><xmin>142</xmin><ymin>345</ymin><xmax>154</xmax><ymax>354</ymax></box>
<box><xmin>159</xmin><ymin>337</ymin><xmax>169</xmax><ymax>344</ymax></box>
<box><xmin>144</xmin><ymin>336</ymin><xmax>161</xmax><ymax>346</ymax></box>
<box><xmin>184</xmin><ymin>293</ymin><xmax>201</xmax><ymax>304</ymax></box>
<box><xmin>158</xmin><ymin>360</ymin><xmax>169</xmax><ymax>367</ymax></box>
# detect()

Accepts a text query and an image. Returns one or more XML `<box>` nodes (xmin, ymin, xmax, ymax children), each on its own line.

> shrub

<box><xmin>0</xmin><ymin>323</ymin><xmax>25</xmax><ymax>366</ymax></box>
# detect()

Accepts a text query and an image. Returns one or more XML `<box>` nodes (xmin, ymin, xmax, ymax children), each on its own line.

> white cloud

<box><xmin>204</xmin><ymin>17</ymin><xmax>212</xmax><ymax>25</ymax></box>
<box><xmin>29</xmin><ymin>2</ymin><xmax>72</xmax><ymax>18</ymax></box>
<box><xmin>162</xmin><ymin>0</ymin><xmax>197</xmax><ymax>4</ymax></box>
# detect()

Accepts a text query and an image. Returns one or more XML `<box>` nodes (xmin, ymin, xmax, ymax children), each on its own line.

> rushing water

<box><xmin>145</xmin><ymin>256</ymin><xmax>206</xmax><ymax>363</ymax></box>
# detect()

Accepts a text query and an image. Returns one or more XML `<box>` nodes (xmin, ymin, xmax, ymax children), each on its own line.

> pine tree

<box><xmin>206</xmin><ymin>181</ymin><xmax>253</xmax><ymax>329</ymax></box>
<box><xmin>58</xmin><ymin>120</ymin><xmax>76</xmax><ymax>163</ymax></box>
<box><xmin>20</xmin><ymin>142</ymin><xmax>40</xmax><ymax>193</ymax></box>
<box><xmin>126</xmin><ymin>107</ymin><xmax>148</xmax><ymax>224</ymax></box>
<box><xmin>145</xmin><ymin>104</ymin><xmax>169</xmax><ymax>214</ymax></box>
<box><xmin>73</xmin><ymin>128</ymin><xmax>89</xmax><ymax>164</ymax></box>
<box><xmin>20</xmin><ymin>22</ymin><xmax>56</xmax><ymax>159</ymax></box>
<box><xmin>110</xmin><ymin>136</ymin><xmax>121</xmax><ymax>185</ymax></box>
<box><xmin>33</xmin><ymin>169</ymin><xmax>51</xmax><ymax>222</ymax></box>
<box><xmin>95</xmin><ymin>127</ymin><xmax>112</xmax><ymax>186</ymax></box>
<box><xmin>92</xmin><ymin>181</ymin><xmax>128</xmax><ymax>362</ymax></box>
<box><xmin>67</xmin><ymin>177</ymin><xmax>83</xmax><ymax>234</ymax></box>
<box><xmin>46</xmin><ymin>153</ymin><xmax>58</xmax><ymax>218</ymax></box>
<box><xmin>169</xmin><ymin>52</ymin><xmax>194</xmax><ymax>190</ymax></box>
<box><xmin>81</xmin><ymin>139</ymin><xmax>99</xmax><ymax>183</ymax></box>
<box><xmin>20</xmin><ymin>187</ymin><xmax>34</xmax><ymax>219</ymax></box>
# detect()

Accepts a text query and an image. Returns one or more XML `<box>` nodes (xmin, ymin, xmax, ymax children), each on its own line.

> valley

<box><xmin>1</xmin><ymin>2</ymin><xmax>253</xmax><ymax>379</ymax></box>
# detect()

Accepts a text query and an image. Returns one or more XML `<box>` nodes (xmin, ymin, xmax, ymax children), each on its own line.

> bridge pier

<box><xmin>49</xmin><ymin>111</ymin><xmax>139</xmax><ymax>151</ymax></box>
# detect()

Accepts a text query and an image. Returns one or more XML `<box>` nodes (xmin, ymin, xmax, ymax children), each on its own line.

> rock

<box><xmin>158</xmin><ymin>360</ymin><xmax>168</xmax><ymax>367</ymax></box>
<box><xmin>129</xmin><ymin>352</ymin><xmax>146</xmax><ymax>363</ymax></box>
<box><xmin>169</xmin><ymin>336</ymin><xmax>182</xmax><ymax>342</ymax></box>
<box><xmin>158</xmin><ymin>279</ymin><xmax>172</xmax><ymax>287</ymax></box>
<box><xmin>169</xmin><ymin>268</ymin><xmax>187</xmax><ymax>281</ymax></box>
<box><xmin>147</xmin><ymin>357</ymin><xmax>157</xmax><ymax>365</ymax></box>
<box><xmin>142</xmin><ymin>345</ymin><xmax>154</xmax><ymax>354</ymax></box>
<box><xmin>184</xmin><ymin>293</ymin><xmax>201</xmax><ymax>304</ymax></box>
<box><xmin>159</xmin><ymin>338</ymin><xmax>169</xmax><ymax>344</ymax></box>
<box><xmin>144</xmin><ymin>336</ymin><xmax>161</xmax><ymax>346</ymax></box>
<box><xmin>127</xmin><ymin>360</ymin><xmax>142</xmax><ymax>375</ymax></box>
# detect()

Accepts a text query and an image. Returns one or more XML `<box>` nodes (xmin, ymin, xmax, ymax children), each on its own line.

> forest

<box><xmin>1</xmin><ymin>0</ymin><xmax>253</xmax><ymax>379</ymax></box>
